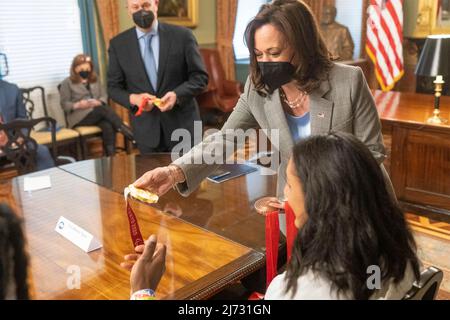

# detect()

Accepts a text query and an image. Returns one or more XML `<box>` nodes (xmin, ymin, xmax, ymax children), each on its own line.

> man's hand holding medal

<box><xmin>130</xmin><ymin>91</ymin><xmax>177</xmax><ymax>116</ymax></box>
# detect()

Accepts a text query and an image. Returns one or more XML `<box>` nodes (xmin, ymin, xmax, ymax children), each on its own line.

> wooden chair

<box><xmin>21</xmin><ymin>86</ymin><xmax>82</xmax><ymax>160</ymax></box>
<box><xmin>0</xmin><ymin>117</ymin><xmax>71</xmax><ymax>175</ymax></box>
<box><xmin>403</xmin><ymin>266</ymin><xmax>444</xmax><ymax>300</ymax></box>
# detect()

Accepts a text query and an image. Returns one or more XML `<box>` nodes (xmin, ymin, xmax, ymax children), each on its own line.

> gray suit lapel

<box><xmin>264</xmin><ymin>90</ymin><xmax>294</xmax><ymax>160</ymax></box>
<box><xmin>310</xmin><ymin>79</ymin><xmax>334</xmax><ymax>135</ymax></box>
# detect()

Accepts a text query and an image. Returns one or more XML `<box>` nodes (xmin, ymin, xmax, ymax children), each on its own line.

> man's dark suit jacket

<box><xmin>107</xmin><ymin>23</ymin><xmax>208</xmax><ymax>151</ymax></box>
<box><xmin>0</xmin><ymin>80</ymin><xmax>27</xmax><ymax>122</ymax></box>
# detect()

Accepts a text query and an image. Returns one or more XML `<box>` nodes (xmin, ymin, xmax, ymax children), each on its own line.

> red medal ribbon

<box><xmin>265</xmin><ymin>201</ymin><xmax>298</xmax><ymax>288</ymax></box>
<box><xmin>126</xmin><ymin>200</ymin><xmax>145</xmax><ymax>248</ymax></box>
<box><xmin>265</xmin><ymin>210</ymin><xmax>280</xmax><ymax>288</ymax></box>
<box><xmin>135</xmin><ymin>97</ymin><xmax>150</xmax><ymax>117</ymax></box>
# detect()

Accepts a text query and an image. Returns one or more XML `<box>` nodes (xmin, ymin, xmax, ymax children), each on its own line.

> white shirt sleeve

<box><xmin>265</xmin><ymin>273</ymin><xmax>289</xmax><ymax>300</ymax></box>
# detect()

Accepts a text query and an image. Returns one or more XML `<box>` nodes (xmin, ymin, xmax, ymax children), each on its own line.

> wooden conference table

<box><xmin>0</xmin><ymin>154</ymin><xmax>278</xmax><ymax>300</ymax></box>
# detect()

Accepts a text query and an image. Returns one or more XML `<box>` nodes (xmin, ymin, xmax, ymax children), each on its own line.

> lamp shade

<box><xmin>415</xmin><ymin>35</ymin><xmax>450</xmax><ymax>77</ymax></box>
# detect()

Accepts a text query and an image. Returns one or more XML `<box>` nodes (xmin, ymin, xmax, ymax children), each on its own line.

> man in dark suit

<box><xmin>108</xmin><ymin>0</ymin><xmax>208</xmax><ymax>154</ymax></box>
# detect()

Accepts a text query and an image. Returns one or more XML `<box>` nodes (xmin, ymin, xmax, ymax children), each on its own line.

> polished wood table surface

<box><xmin>60</xmin><ymin>154</ymin><xmax>278</xmax><ymax>252</ymax></box>
<box><xmin>373</xmin><ymin>90</ymin><xmax>450</xmax><ymax>128</ymax></box>
<box><xmin>0</xmin><ymin>168</ymin><xmax>265</xmax><ymax>300</ymax></box>
<box><xmin>373</xmin><ymin>90</ymin><xmax>450</xmax><ymax>217</ymax></box>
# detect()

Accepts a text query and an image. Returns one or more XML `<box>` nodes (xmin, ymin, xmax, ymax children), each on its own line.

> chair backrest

<box><xmin>200</xmin><ymin>48</ymin><xmax>226</xmax><ymax>96</ymax></box>
<box><xmin>403</xmin><ymin>266</ymin><xmax>443</xmax><ymax>300</ymax></box>
<box><xmin>0</xmin><ymin>117</ymin><xmax>57</xmax><ymax>174</ymax></box>
<box><xmin>22</xmin><ymin>85</ymin><xmax>68</xmax><ymax>129</ymax></box>
<box><xmin>21</xmin><ymin>86</ymin><xmax>49</xmax><ymax>120</ymax></box>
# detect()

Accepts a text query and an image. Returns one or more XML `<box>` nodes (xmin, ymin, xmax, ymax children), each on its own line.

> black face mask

<box><xmin>79</xmin><ymin>71</ymin><xmax>90</xmax><ymax>80</ymax></box>
<box><xmin>133</xmin><ymin>10</ymin><xmax>155</xmax><ymax>29</ymax></box>
<box><xmin>258</xmin><ymin>61</ymin><xmax>296</xmax><ymax>93</ymax></box>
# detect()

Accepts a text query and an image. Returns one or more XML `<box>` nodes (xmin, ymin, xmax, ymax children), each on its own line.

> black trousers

<box><xmin>76</xmin><ymin>105</ymin><xmax>123</xmax><ymax>156</ymax></box>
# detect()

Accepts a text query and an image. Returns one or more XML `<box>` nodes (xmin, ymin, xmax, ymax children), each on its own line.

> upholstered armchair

<box><xmin>197</xmin><ymin>48</ymin><xmax>242</xmax><ymax>125</ymax></box>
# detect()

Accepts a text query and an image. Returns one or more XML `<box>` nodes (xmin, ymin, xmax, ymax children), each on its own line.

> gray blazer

<box><xmin>59</xmin><ymin>77</ymin><xmax>107</xmax><ymax>128</ymax></box>
<box><xmin>173</xmin><ymin>63</ymin><xmax>389</xmax><ymax>200</ymax></box>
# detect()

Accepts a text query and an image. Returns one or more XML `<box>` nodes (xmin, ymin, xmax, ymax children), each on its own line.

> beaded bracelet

<box><xmin>131</xmin><ymin>289</ymin><xmax>157</xmax><ymax>300</ymax></box>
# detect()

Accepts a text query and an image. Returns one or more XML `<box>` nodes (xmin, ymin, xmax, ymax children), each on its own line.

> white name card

<box><xmin>55</xmin><ymin>216</ymin><xmax>102</xmax><ymax>253</ymax></box>
<box><xmin>24</xmin><ymin>176</ymin><xmax>52</xmax><ymax>192</ymax></box>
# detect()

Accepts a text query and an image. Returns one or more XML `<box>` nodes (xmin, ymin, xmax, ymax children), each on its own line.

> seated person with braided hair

<box><xmin>0</xmin><ymin>204</ymin><xmax>29</xmax><ymax>300</ymax></box>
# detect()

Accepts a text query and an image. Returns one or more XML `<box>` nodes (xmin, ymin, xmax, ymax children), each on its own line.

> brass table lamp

<box><xmin>415</xmin><ymin>35</ymin><xmax>450</xmax><ymax>124</ymax></box>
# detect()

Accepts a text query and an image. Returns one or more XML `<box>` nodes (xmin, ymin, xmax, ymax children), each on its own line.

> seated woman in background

<box><xmin>59</xmin><ymin>54</ymin><xmax>135</xmax><ymax>156</ymax></box>
<box><xmin>265</xmin><ymin>132</ymin><xmax>421</xmax><ymax>299</ymax></box>
<box><xmin>123</xmin><ymin>133</ymin><xmax>421</xmax><ymax>300</ymax></box>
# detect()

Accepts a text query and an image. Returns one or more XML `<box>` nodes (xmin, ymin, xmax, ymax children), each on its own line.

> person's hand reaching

<box><xmin>133</xmin><ymin>165</ymin><xmax>186</xmax><ymax>197</ymax></box>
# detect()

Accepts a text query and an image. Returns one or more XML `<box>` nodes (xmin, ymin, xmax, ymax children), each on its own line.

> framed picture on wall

<box><xmin>404</xmin><ymin>0</ymin><xmax>450</xmax><ymax>38</ymax></box>
<box><xmin>158</xmin><ymin>0</ymin><xmax>198</xmax><ymax>28</ymax></box>
<box><xmin>435</xmin><ymin>0</ymin><xmax>450</xmax><ymax>29</ymax></box>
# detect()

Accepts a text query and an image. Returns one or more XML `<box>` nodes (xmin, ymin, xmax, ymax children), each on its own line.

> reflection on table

<box><xmin>60</xmin><ymin>154</ymin><xmax>279</xmax><ymax>252</ymax></box>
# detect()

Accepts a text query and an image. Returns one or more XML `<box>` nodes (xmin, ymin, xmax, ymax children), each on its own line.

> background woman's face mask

<box><xmin>133</xmin><ymin>9</ymin><xmax>155</xmax><ymax>29</ymax></box>
<box><xmin>258</xmin><ymin>61</ymin><xmax>296</xmax><ymax>93</ymax></box>
<box><xmin>78</xmin><ymin>71</ymin><xmax>90</xmax><ymax>80</ymax></box>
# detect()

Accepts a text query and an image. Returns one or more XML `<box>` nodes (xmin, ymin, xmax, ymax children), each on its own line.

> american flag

<box><xmin>366</xmin><ymin>0</ymin><xmax>404</xmax><ymax>91</ymax></box>
<box><xmin>373</xmin><ymin>90</ymin><xmax>400</xmax><ymax>118</ymax></box>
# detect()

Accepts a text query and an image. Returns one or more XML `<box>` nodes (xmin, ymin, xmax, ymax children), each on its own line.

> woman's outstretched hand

<box><xmin>133</xmin><ymin>165</ymin><xmax>186</xmax><ymax>197</ymax></box>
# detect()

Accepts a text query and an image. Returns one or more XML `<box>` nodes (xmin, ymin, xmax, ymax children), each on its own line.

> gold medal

<box><xmin>125</xmin><ymin>185</ymin><xmax>159</xmax><ymax>204</ymax></box>
<box><xmin>153</xmin><ymin>98</ymin><xmax>162</xmax><ymax>108</ymax></box>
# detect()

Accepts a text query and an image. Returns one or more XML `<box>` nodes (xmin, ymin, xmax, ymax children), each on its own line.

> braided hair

<box><xmin>0</xmin><ymin>203</ymin><xmax>29</xmax><ymax>300</ymax></box>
